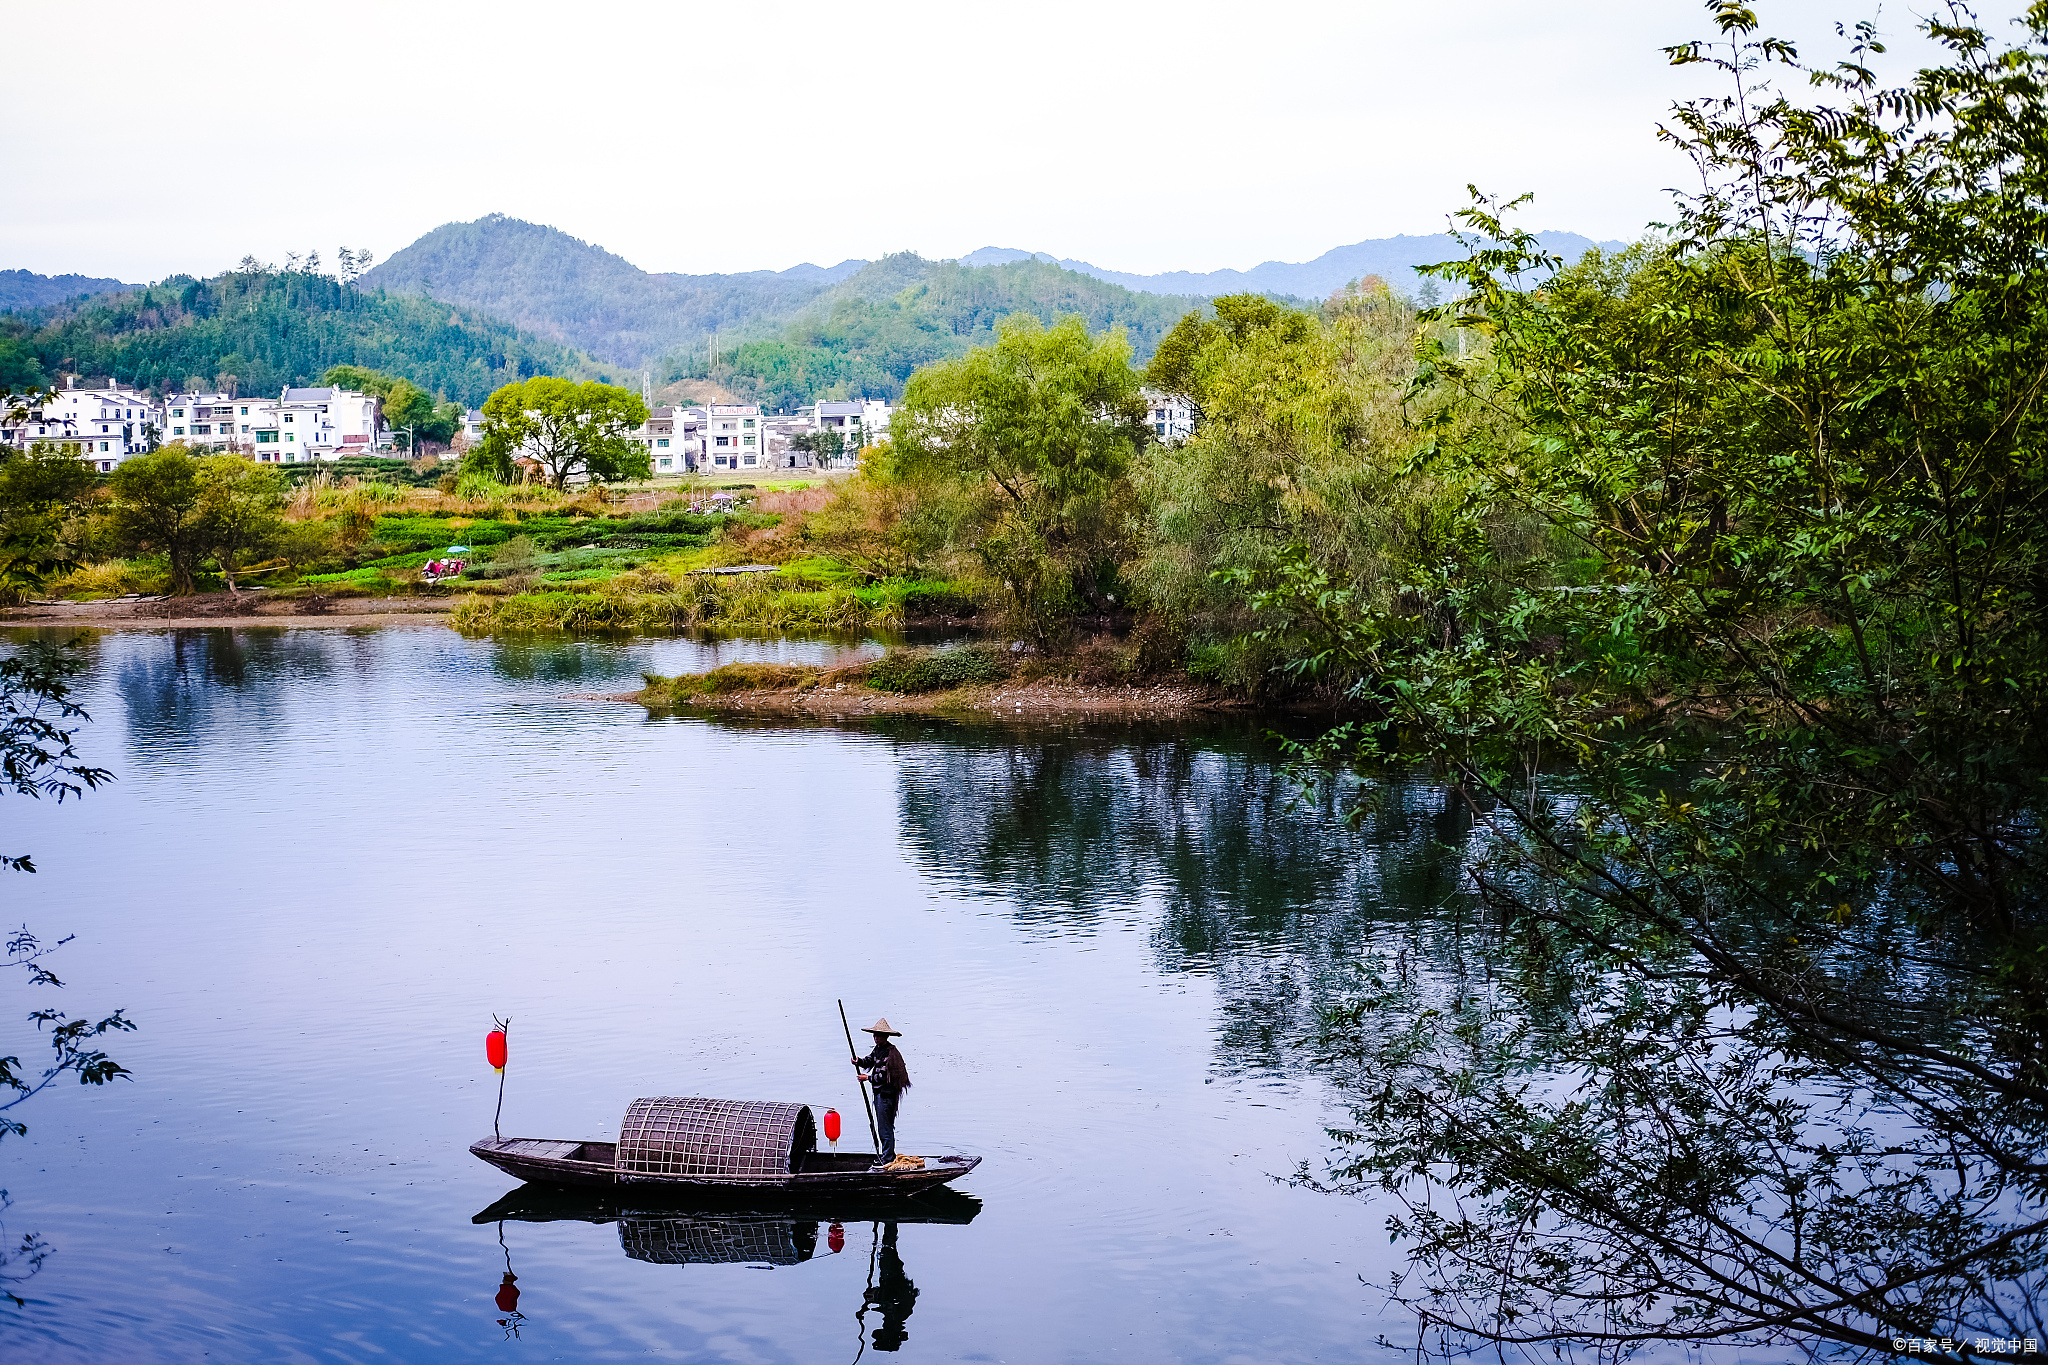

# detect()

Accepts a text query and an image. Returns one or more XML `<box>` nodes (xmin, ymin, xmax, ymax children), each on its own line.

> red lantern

<box><xmin>486</xmin><ymin>1030</ymin><xmax>507</xmax><ymax>1072</ymax></box>
<box><xmin>823</xmin><ymin>1108</ymin><xmax>841</xmax><ymax>1143</ymax></box>
<box><xmin>495</xmin><ymin>1273</ymin><xmax>520</xmax><ymax>1313</ymax></box>
<box><xmin>828</xmin><ymin>1222</ymin><xmax>845</xmax><ymax>1254</ymax></box>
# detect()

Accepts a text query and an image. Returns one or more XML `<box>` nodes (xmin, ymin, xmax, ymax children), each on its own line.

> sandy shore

<box><xmin>1</xmin><ymin>595</ymin><xmax>456</xmax><ymax>630</ymax></box>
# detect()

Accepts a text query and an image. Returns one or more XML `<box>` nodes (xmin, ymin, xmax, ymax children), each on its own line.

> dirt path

<box><xmin>1</xmin><ymin>595</ymin><xmax>456</xmax><ymax>630</ymax></box>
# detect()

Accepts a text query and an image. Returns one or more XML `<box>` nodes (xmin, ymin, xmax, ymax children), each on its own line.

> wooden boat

<box><xmin>470</xmin><ymin>1096</ymin><xmax>980</xmax><ymax>1198</ymax></box>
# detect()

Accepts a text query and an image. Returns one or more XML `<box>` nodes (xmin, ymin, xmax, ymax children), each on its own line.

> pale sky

<box><xmin>6</xmin><ymin>0</ymin><xmax>2030</xmax><ymax>284</ymax></box>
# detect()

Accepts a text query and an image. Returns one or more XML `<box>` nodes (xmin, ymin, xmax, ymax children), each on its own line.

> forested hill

<box><xmin>676</xmin><ymin>253</ymin><xmax>1209</xmax><ymax>413</ymax></box>
<box><xmin>361</xmin><ymin>215</ymin><xmax>865</xmax><ymax>369</ymax></box>
<box><xmin>2</xmin><ymin>268</ymin><xmax>596</xmax><ymax>405</ymax></box>
<box><xmin>1</xmin><ymin>268</ymin><xmax>140</xmax><ymax>311</ymax></box>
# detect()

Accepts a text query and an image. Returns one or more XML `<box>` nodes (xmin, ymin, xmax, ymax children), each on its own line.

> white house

<box><xmin>163</xmin><ymin>392</ymin><xmax>275</xmax><ymax>454</ymax></box>
<box><xmin>640</xmin><ymin>406</ymin><xmax>680</xmax><ymax>475</ymax></box>
<box><xmin>703</xmin><ymin>403</ymin><xmax>762</xmax><ymax>472</ymax></box>
<box><xmin>8</xmin><ymin>381</ymin><xmax>162</xmax><ymax>470</ymax></box>
<box><xmin>1141</xmin><ymin>390</ymin><xmax>1194</xmax><ymax>445</ymax></box>
<box><xmin>249</xmin><ymin>386</ymin><xmax>382</xmax><ymax>463</ymax></box>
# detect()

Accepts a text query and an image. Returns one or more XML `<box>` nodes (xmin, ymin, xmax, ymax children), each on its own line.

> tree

<box><xmin>0</xmin><ymin>443</ymin><xmax>98</xmax><ymax>604</ymax></box>
<box><xmin>888</xmin><ymin>314</ymin><xmax>1149</xmax><ymax>641</ymax></box>
<box><xmin>108</xmin><ymin>446</ymin><xmax>208</xmax><ymax>595</ymax></box>
<box><xmin>790</xmin><ymin>428</ymin><xmax>846</xmax><ymax>466</ymax></box>
<box><xmin>0</xmin><ymin>645</ymin><xmax>131</xmax><ymax>1304</ymax></box>
<box><xmin>474</xmin><ymin>377</ymin><xmax>649</xmax><ymax>489</ymax></box>
<box><xmin>1247</xmin><ymin>4</ymin><xmax>2048</xmax><ymax>1352</ymax></box>
<box><xmin>382</xmin><ymin>379</ymin><xmax>435</xmax><ymax>445</ymax></box>
<box><xmin>0</xmin><ymin>339</ymin><xmax>45</xmax><ymax>398</ymax></box>
<box><xmin>195</xmin><ymin>456</ymin><xmax>285</xmax><ymax>591</ymax></box>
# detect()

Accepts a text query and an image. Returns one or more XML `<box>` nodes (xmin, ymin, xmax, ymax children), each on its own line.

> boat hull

<box><xmin>470</xmin><ymin>1136</ymin><xmax>979</xmax><ymax>1198</ymax></box>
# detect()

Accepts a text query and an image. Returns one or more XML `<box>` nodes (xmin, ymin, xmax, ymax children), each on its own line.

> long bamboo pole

<box><xmin>838</xmin><ymin>999</ymin><xmax>881</xmax><ymax>1156</ymax></box>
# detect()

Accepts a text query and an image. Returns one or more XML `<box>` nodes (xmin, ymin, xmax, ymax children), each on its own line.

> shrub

<box><xmin>866</xmin><ymin>644</ymin><xmax>1011</xmax><ymax>694</ymax></box>
<box><xmin>899</xmin><ymin>588</ymin><xmax>978</xmax><ymax>619</ymax></box>
<box><xmin>55</xmin><ymin>559</ymin><xmax>163</xmax><ymax>598</ymax></box>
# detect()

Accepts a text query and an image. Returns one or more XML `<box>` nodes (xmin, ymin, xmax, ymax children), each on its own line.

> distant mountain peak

<box><xmin>2</xmin><ymin>268</ymin><xmax>139</xmax><ymax>312</ymax></box>
<box><xmin>1023</xmin><ymin>232</ymin><xmax>1632</xmax><ymax>299</ymax></box>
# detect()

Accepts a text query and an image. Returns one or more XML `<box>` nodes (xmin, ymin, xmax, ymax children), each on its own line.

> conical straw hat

<box><xmin>863</xmin><ymin>1018</ymin><xmax>901</xmax><ymax>1036</ymax></box>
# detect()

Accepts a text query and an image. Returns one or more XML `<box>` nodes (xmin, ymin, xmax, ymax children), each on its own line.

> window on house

<box><xmin>715</xmin><ymin>436</ymin><xmax>729</xmax><ymax>447</ymax></box>
<box><xmin>657</xmin><ymin>438</ymin><xmax>669</xmax><ymax>448</ymax></box>
<box><xmin>284</xmin><ymin>414</ymin><xmax>293</xmax><ymax>423</ymax></box>
<box><xmin>742</xmin><ymin>434</ymin><xmax>755</xmax><ymax>445</ymax></box>
<box><xmin>256</xmin><ymin>431</ymin><xmax>277</xmax><ymax>443</ymax></box>
<box><xmin>742</xmin><ymin>418</ymin><xmax>755</xmax><ymax>428</ymax></box>
<box><xmin>1156</xmin><ymin>423</ymin><xmax>1166</xmax><ymax>436</ymax></box>
<box><xmin>172</xmin><ymin>408</ymin><xmax>184</xmax><ymax>417</ymax></box>
<box><xmin>658</xmin><ymin>457</ymin><xmax>672</xmax><ymax>468</ymax></box>
<box><xmin>240</xmin><ymin>406</ymin><xmax>249</xmax><ymax>415</ymax></box>
<box><xmin>742</xmin><ymin>454</ymin><xmax>757</xmax><ymax>466</ymax></box>
<box><xmin>173</xmin><ymin>426</ymin><xmax>185</xmax><ymax>435</ymax></box>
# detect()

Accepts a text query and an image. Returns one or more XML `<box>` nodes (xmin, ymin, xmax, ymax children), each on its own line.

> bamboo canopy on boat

<box><xmin>616</xmin><ymin>1097</ymin><xmax>818</xmax><ymax>1182</ymax></box>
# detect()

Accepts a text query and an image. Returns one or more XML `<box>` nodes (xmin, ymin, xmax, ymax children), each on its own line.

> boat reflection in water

<box><xmin>474</xmin><ymin>1183</ymin><xmax>980</xmax><ymax>1352</ymax></box>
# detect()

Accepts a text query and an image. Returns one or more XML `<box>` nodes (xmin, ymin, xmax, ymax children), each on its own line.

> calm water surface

<box><xmin>0</xmin><ymin>625</ymin><xmax>1458</xmax><ymax>1364</ymax></box>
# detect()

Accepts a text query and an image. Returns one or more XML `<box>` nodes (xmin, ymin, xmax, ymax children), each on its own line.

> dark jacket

<box><xmin>858</xmin><ymin>1040</ymin><xmax>911</xmax><ymax>1093</ymax></box>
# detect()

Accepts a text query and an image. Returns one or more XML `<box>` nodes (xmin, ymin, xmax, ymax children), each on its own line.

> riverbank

<box><xmin>1</xmin><ymin>594</ymin><xmax>456</xmax><ymax>629</ymax></box>
<box><xmin>626</xmin><ymin>658</ymin><xmax>1242</xmax><ymax>719</ymax></box>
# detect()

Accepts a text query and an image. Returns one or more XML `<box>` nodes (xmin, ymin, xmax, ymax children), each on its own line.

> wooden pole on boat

<box><xmin>490</xmin><ymin>1014</ymin><xmax>511</xmax><ymax>1141</ymax></box>
<box><xmin>838</xmin><ymin>999</ymin><xmax>881</xmax><ymax>1156</ymax></box>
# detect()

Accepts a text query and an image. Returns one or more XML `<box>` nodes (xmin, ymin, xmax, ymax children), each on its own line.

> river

<box><xmin>0</xmin><ymin>624</ymin><xmax>1462</xmax><ymax>1364</ymax></box>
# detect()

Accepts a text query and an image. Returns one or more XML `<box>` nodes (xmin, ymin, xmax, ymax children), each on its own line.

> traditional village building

<box><xmin>4</xmin><ymin>379</ymin><xmax>161</xmax><ymax>470</ymax></box>
<box><xmin>249</xmin><ymin>386</ymin><xmax>383</xmax><ymax>462</ymax></box>
<box><xmin>704</xmin><ymin>403</ymin><xmax>762</xmax><ymax>471</ymax></box>
<box><xmin>1141</xmin><ymin>389</ymin><xmax>1194</xmax><ymax>445</ymax></box>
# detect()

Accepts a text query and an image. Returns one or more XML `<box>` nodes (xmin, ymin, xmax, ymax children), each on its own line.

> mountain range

<box><xmin>957</xmin><ymin>232</ymin><xmax>1628</xmax><ymax>300</ymax></box>
<box><xmin>356</xmin><ymin>216</ymin><xmax>1627</xmax><ymax>374</ymax></box>
<box><xmin>1</xmin><ymin>268</ymin><xmax>140</xmax><ymax>311</ymax></box>
<box><xmin>3</xmin><ymin>215</ymin><xmax>1631</xmax><ymax>415</ymax></box>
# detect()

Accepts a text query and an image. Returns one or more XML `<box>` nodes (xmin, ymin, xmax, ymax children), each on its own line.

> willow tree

<box><xmin>1249</xmin><ymin>2</ymin><xmax>2048</xmax><ymax>1353</ymax></box>
<box><xmin>887</xmin><ymin>314</ymin><xmax>1149</xmax><ymax>642</ymax></box>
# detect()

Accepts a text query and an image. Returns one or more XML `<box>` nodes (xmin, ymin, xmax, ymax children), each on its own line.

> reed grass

<box><xmin>53</xmin><ymin>559</ymin><xmax>166</xmax><ymax>598</ymax></box>
<box><xmin>446</xmin><ymin>571</ymin><xmax>970</xmax><ymax>636</ymax></box>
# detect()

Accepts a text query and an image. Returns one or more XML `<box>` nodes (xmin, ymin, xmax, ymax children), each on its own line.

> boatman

<box><xmin>853</xmin><ymin>1018</ymin><xmax>911</xmax><ymax>1165</ymax></box>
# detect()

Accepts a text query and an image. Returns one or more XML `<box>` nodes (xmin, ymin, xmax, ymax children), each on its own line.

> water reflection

<box><xmin>893</xmin><ymin>727</ymin><xmax>1487</xmax><ymax>1072</ymax></box>
<box><xmin>474</xmin><ymin>1186</ymin><xmax>975</xmax><ymax>1351</ymax></box>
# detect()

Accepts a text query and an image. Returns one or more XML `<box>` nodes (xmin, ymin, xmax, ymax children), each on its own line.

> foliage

<box><xmin>108</xmin><ymin>446</ymin><xmax>209</xmax><ymax>594</ymax></box>
<box><xmin>789</xmin><ymin>428</ymin><xmax>845</xmax><ymax>462</ymax></box>
<box><xmin>320</xmin><ymin>365</ymin><xmax>463</xmax><ymax>446</ymax></box>
<box><xmin>1249</xmin><ymin>3</ymin><xmax>2048</xmax><ymax>1351</ymax></box>
<box><xmin>447</xmin><ymin>570</ymin><xmax>969</xmax><ymax>636</ymax></box>
<box><xmin>0</xmin><ymin>339</ymin><xmax>45</xmax><ymax>395</ymax></box>
<box><xmin>804</xmin><ymin>455</ymin><xmax>964</xmax><ymax>582</ymax></box>
<box><xmin>194</xmin><ymin>456</ymin><xmax>286</xmax><ymax>590</ymax></box>
<box><xmin>0</xmin><ymin>646</ymin><xmax>130</xmax><ymax>1304</ymax></box>
<box><xmin>0</xmin><ymin>265</ymin><xmax>594</xmax><ymax>406</ymax></box>
<box><xmin>473</xmin><ymin>377</ymin><xmax>649</xmax><ymax>489</ymax></box>
<box><xmin>2</xmin><ymin>928</ymin><xmax>134</xmax><ymax>1141</ymax></box>
<box><xmin>865</xmin><ymin>644</ymin><xmax>1012</xmax><ymax>694</ymax></box>
<box><xmin>0</xmin><ymin>443</ymin><xmax>97</xmax><ymax>604</ymax></box>
<box><xmin>669</xmin><ymin>254</ymin><xmax>1209</xmax><ymax>413</ymax></box>
<box><xmin>1134</xmin><ymin>286</ymin><xmax>1482</xmax><ymax>684</ymax></box>
<box><xmin>888</xmin><ymin>314</ymin><xmax>1149</xmax><ymax>643</ymax></box>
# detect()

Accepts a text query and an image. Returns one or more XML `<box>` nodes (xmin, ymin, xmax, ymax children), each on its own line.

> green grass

<box><xmin>447</xmin><ymin>573</ymin><xmax>979</xmax><ymax>637</ymax></box>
